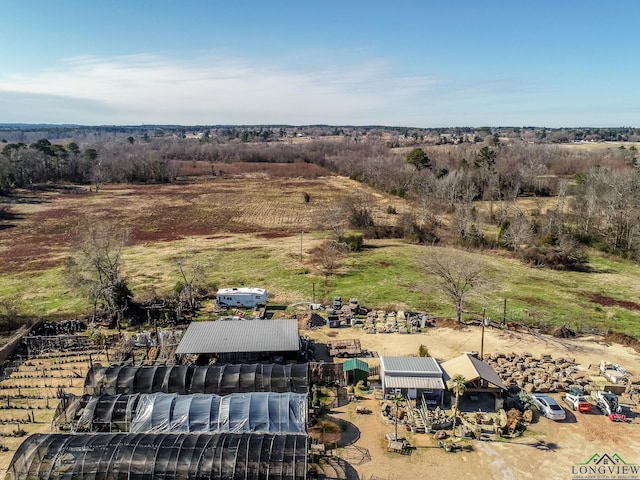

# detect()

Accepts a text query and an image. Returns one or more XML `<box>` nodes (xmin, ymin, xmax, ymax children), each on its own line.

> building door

<box><xmin>408</xmin><ymin>388</ymin><xmax>417</xmax><ymax>399</ymax></box>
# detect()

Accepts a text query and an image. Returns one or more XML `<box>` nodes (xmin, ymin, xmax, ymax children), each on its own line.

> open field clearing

<box><xmin>2</xmin><ymin>176</ymin><xmax>640</xmax><ymax>337</ymax></box>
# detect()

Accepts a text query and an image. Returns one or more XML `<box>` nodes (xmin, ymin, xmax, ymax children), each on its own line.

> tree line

<box><xmin>2</xmin><ymin>127</ymin><xmax>640</xmax><ymax>263</ymax></box>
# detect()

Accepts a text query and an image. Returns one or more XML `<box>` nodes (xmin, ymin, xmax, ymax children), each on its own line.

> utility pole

<box><xmin>300</xmin><ymin>229</ymin><xmax>303</xmax><ymax>261</ymax></box>
<box><xmin>480</xmin><ymin>308</ymin><xmax>486</xmax><ymax>359</ymax></box>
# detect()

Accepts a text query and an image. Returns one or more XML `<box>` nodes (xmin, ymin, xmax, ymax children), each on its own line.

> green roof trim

<box><xmin>342</xmin><ymin>358</ymin><xmax>369</xmax><ymax>373</ymax></box>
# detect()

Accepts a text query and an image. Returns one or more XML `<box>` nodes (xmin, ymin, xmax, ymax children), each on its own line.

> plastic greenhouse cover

<box><xmin>54</xmin><ymin>394</ymin><xmax>141</xmax><ymax>432</ymax></box>
<box><xmin>6</xmin><ymin>433</ymin><xmax>308</xmax><ymax>480</ymax></box>
<box><xmin>84</xmin><ymin>363</ymin><xmax>309</xmax><ymax>395</ymax></box>
<box><xmin>129</xmin><ymin>392</ymin><xmax>307</xmax><ymax>433</ymax></box>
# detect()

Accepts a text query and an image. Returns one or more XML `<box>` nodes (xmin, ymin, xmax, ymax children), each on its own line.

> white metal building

<box><xmin>380</xmin><ymin>356</ymin><xmax>445</xmax><ymax>405</ymax></box>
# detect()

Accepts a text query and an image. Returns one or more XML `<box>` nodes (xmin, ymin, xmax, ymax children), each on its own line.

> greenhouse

<box><xmin>54</xmin><ymin>392</ymin><xmax>308</xmax><ymax>433</ymax></box>
<box><xmin>131</xmin><ymin>392</ymin><xmax>307</xmax><ymax>433</ymax></box>
<box><xmin>53</xmin><ymin>393</ymin><xmax>141</xmax><ymax>432</ymax></box>
<box><xmin>84</xmin><ymin>363</ymin><xmax>309</xmax><ymax>395</ymax></box>
<box><xmin>7</xmin><ymin>432</ymin><xmax>309</xmax><ymax>480</ymax></box>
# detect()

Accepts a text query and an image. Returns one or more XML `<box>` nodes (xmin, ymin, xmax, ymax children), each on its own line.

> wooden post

<box><xmin>503</xmin><ymin>298</ymin><xmax>507</xmax><ymax>326</ymax></box>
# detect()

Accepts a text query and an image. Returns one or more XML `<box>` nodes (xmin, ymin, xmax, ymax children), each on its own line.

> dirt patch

<box><xmin>604</xmin><ymin>332</ymin><xmax>640</xmax><ymax>352</ymax></box>
<box><xmin>590</xmin><ymin>293</ymin><xmax>640</xmax><ymax>311</ymax></box>
<box><xmin>218</xmin><ymin>246</ymin><xmax>260</xmax><ymax>252</ymax></box>
<box><xmin>548</xmin><ymin>325</ymin><xmax>576</xmax><ymax>338</ymax></box>
<box><xmin>257</xmin><ymin>232</ymin><xmax>295</xmax><ymax>239</ymax></box>
<box><xmin>434</xmin><ymin>317</ymin><xmax>466</xmax><ymax>330</ymax></box>
<box><xmin>308</xmin><ymin>419</ymin><xmax>342</xmax><ymax>447</ymax></box>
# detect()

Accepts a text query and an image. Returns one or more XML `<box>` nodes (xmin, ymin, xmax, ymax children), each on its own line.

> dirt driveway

<box><xmin>307</xmin><ymin>322</ymin><xmax>640</xmax><ymax>480</ymax></box>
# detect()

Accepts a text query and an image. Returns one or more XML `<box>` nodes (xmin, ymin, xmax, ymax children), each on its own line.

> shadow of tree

<box><xmin>527</xmin><ymin>440</ymin><xmax>559</xmax><ymax>451</ymax></box>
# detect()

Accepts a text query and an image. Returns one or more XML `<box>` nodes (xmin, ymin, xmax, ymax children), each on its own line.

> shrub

<box><xmin>520</xmin><ymin>245</ymin><xmax>588</xmax><ymax>271</ymax></box>
<box><xmin>340</xmin><ymin>232</ymin><xmax>364</xmax><ymax>252</ymax></box>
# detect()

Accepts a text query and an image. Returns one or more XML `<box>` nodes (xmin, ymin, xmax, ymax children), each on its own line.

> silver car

<box><xmin>531</xmin><ymin>393</ymin><xmax>566</xmax><ymax>421</ymax></box>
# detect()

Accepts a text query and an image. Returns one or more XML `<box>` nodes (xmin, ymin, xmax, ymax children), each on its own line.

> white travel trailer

<box><xmin>216</xmin><ymin>287</ymin><xmax>268</xmax><ymax>308</ymax></box>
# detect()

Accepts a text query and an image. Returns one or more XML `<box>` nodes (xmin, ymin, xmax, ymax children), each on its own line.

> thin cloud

<box><xmin>0</xmin><ymin>54</ymin><xmax>442</xmax><ymax>124</ymax></box>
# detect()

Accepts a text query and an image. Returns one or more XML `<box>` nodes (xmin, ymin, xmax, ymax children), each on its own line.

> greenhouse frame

<box><xmin>84</xmin><ymin>363</ymin><xmax>309</xmax><ymax>396</ymax></box>
<box><xmin>131</xmin><ymin>392</ymin><xmax>307</xmax><ymax>433</ymax></box>
<box><xmin>7</xmin><ymin>432</ymin><xmax>309</xmax><ymax>480</ymax></box>
<box><xmin>54</xmin><ymin>392</ymin><xmax>308</xmax><ymax>434</ymax></box>
<box><xmin>53</xmin><ymin>393</ymin><xmax>141</xmax><ymax>432</ymax></box>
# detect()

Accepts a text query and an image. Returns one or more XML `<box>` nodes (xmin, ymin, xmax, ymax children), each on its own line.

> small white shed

<box><xmin>216</xmin><ymin>288</ymin><xmax>268</xmax><ymax>308</ymax></box>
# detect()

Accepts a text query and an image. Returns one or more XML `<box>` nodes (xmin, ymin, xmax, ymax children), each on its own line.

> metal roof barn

<box><xmin>342</xmin><ymin>358</ymin><xmax>370</xmax><ymax>385</ymax></box>
<box><xmin>342</xmin><ymin>358</ymin><xmax>370</xmax><ymax>373</ymax></box>
<box><xmin>380</xmin><ymin>356</ymin><xmax>445</xmax><ymax>403</ymax></box>
<box><xmin>176</xmin><ymin>319</ymin><xmax>300</xmax><ymax>355</ymax></box>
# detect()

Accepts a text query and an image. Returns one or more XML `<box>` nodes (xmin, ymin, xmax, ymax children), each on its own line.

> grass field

<box><xmin>1</xmin><ymin>175</ymin><xmax>640</xmax><ymax>337</ymax></box>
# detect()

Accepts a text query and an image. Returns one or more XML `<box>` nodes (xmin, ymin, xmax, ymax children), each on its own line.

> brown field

<box><xmin>0</xmin><ymin>175</ymin><xmax>403</xmax><ymax>277</ymax></box>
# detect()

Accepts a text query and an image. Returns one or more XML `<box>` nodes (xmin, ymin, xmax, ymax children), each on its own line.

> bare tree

<box><xmin>341</xmin><ymin>193</ymin><xmax>376</xmax><ymax>231</ymax></box>
<box><xmin>309</xmin><ymin>240</ymin><xmax>348</xmax><ymax>278</ymax></box>
<box><xmin>502</xmin><ymin>212</ymin><xmax>533</xmax><ymax>251</ymax></box>
<box><xmin>67</xmin><ymin>220</ymin><xmax>131</xmax><ymax>322</ymax></box>
<box><xmin>175</xmin><ymin>252</ymin><xmax>215</xmax><ymax>310</ymax></box>
<box><xmin>315</xmin><ymin>204</ymin><xmax>347</xmax><ymax>241</ymax></box>
<box><xmin>422</xmin><ymin>250</ymin><xmax>486</xmax><ymax>323</ymax></box>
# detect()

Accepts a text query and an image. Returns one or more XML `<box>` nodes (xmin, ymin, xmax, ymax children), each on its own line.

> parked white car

<box><xmin>531</xmin><ymin>393</ymin><xmax>566</xmax><ymax>421</ymax></box>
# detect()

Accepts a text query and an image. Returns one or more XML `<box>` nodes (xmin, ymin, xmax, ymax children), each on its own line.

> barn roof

<box><xmin>176</xmin><ymin>319</ymin><xmax>299</xmax><ymax>354</ymax></box>
<box><xmin>384</xmin><ymin>375</ymin><xmax>445</xmax><ymax>390</ymax></box>
<box><xmin>342</xmin><ymin>358</ymin><xmax>369</xmax><ymax>373</ymax></box>
<box><xmin>380</xmin><ymin>356</ymin><xmax>442</xmax><ymax>376</ymax></box>
<box><xmin>441</xmin><ymin>353</ymin><xmax>506</xmax><ymax>390</ymax></box>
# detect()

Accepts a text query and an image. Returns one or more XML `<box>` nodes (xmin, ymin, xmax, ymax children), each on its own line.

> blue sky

<box><xmin>0</xmin><ymin>1</ymin><xmax>638</xmax><ymax>127</ymax></box>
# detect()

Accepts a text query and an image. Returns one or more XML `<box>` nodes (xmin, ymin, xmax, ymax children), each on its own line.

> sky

<box><xmin>0</xmin><ymin>1</ymin><xmax>638</xmax><ymax>127</ymax></box>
